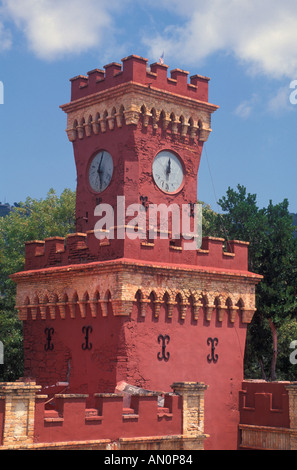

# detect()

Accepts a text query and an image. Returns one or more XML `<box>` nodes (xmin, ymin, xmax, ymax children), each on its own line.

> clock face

<box><xmin>152</xmin><ymin>150</ymin><xmax>184</xmax><ymax>193</ymax></box>
<box><xmin>88</xmin><ymin>150</ymin><xmax>113</xmax><ymax>193</ymax></box>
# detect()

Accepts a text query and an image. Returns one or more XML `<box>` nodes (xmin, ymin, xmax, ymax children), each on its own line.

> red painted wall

<box><xmin>23</xmin><ymin>300</ymin><xmax>247</xmax><ymax>450</ymax></box>
<box><xmin>239</xmin><ymin>381</ymin><xmax>290</xmax><ymax>428</ymax></box>
<box><xmin>124</xmin><ymin>302</ymin><xmax>248</xmax><ymax>450</ymax></box>
<box><xmin>24</xmin><ymin>236</ymin><xmax>250</xmax><ymax>274</ymax></box>
<box><xmin>34</xmin><ymin>392</ymin><xmax>182</xmax><ymax>444</ymax></box>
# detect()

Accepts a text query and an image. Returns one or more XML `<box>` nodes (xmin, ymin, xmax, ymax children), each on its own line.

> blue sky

<box><xmin>0</xmin><ymin>0</ymin><xmax>297</xmax><ymax>213</ymax></box>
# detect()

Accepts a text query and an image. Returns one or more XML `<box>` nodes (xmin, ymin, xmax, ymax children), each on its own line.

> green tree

<box><xmin>215</xmin><ymin>185</ymin><xmax>268</xmax><ymax>271</ymax></box>
<box><xmin>0</xmin><ymin>188</ymin><xmax>75</xmax><ymax>381</ymax></box>
<box><xmin>277</xmin><ymin>317</ymin><xmax>297</xmax><ymax>380</ymax></box>
<box><xmin>212</xmin><ymin>185</ymin><xmax>297</xmax><ymax>381</ymax></box>
<box><xmin>255</xmin><ymin>199</ymin><xmax>297</xmax><ymax>380</ymax></box>
<box><xmin>0</xmin><ymin>309</ymin><xmax>23</xmax><ymax>381</ymax></box>
<box><xmin>199</xmin><ymin>200</ymin><xmax>220</xmax><ymax>237</ymax></box>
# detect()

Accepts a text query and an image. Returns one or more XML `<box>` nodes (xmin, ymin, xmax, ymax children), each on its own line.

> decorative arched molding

<box><xmin>92</xmin><ymin>112</ymin><xmax>100</xmax><ymax>134</ymax></box>
<box><xmin>13</xmin><ymin>262</ymin><xmax>258</xmax><ymax>325</ymax></box>
<box><xmin>102</xmin><ymin>290</ymin><xmax>112</xmax><ymax>317</ymax></box>
<box><xmin>65</xmin><ymin>101</ymin><xmax>211</xmax><ymax>142</ymax></box>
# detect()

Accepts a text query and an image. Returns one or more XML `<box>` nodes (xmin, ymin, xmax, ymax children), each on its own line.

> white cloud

<box><xmin>234</xmin><ymin>95</ymin><xmax>258</xmax><ymax>119</ymax></box>
<box><xmin>267</xmin><ymin>86</ymin><xmax>293</xmax><ymax>114</ymax></box>
<box><xmin>1</xmin><ymin>0</ymin><xmax>123</xmax><ymax>60</ymax></box>
<box><xmin>234</xmin><ymin>87</ymin><xmax>294</xmax><ymax>119</ymax></box>
<box><xmin>0</xmin><ymin>21</ymin><xmax>11</xmax><ymax>51</ymax></box>
<box><xmin>143</xmin><ymin>0</ymin><xmax>297</xmax><ymax>79</ymax></box>
<box><xmin>0</xmin><ymin>3</ymin><xmax>12</xmax><ymax>52</ymax></box>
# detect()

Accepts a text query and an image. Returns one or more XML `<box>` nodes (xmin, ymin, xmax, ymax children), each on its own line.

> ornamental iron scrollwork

<box><xmin>189</xmin><ymin>201</ymin><xmax>196</xmax><ymax>218</ymax></box>
<box><xmin>207</xmin><ymin>337</ymin><xmax>218</xmax><ymax>363</ymax></box>
<box><xmin>157</xmin><ymin>334</ymin><xmax>170</xmax><ymax>362</ymax></box>
<box><xmin>44</xmin><ymin>327</ymin><xmax>54</xmax><ymax>351</ymax></box>
<box><xmin>140</xmin><ymin>195</ymin><xmax>149</xmax><ymax>211</ymax></box>
<box><xmin>82</xmin><ymin>326</ymin><xmax>93</xmax><ymax>351</ymax></box>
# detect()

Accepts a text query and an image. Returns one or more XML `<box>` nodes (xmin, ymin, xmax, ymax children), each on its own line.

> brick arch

<box><xmin>104</xmin><ymin>289</ymin><xmax>112</xmax><ymax>301</ymax></box>
<box><xmin>147</xmin><ymin>290</ymin><xmax>161</xmax><ymax>318</ymax></box>
<box><xmin>150</xmin><ymin>107</ymin><xmax>158</xmax><ymax>129</ymax></box>
<box><xmin>68</xmin><ymin>291</ymin><xmax>78</xmax><ymax>318</ymax></box>
<box><xmin>161</xmin><ymin>291</ymin><xmax>171</xmax><ymax>319</ymax></box>
<box><xmin>92</xmin><ymin>112</ymin><xmax>100</xmax><ymax>134</ymax></box>
<box><xmin>61</xmin><ymin>291</ymin><xmax>69</xmax><ymax>303</ymax></box>
<box><xmin>72</xmin><ymin>291</ymin><xmax>79</xmax><ymax>302</ymax></box>
<box><xmin>162</xmin><ymin>289</ymin><xmax>172</xmax><ymax>302</ymax></box>
<box><xmin>100</xmin><ymin>289</ymin><xmax>112</xmax><ymax>317</ymax></box>
<box><xmin>40</xmin><ymin>291</ymin><xmax>52</xmax><ymax>304</ymax></box>
<box><xmin>92</xmin><ymin>289</ymin><xmax>100</xmax><ymax>301</ymax></box>
<box><xmin>135</xmin><ymin>289</ymin><xmax>144</xmax><ymax>301</ymax></box>
<box><xmin>159</xmin><ymin>109</ymin><xmax>169</xmax><ymax>131</ymax></box>
<box><xmin>118</xmin><ymin>104</ymin><xmax>125</xmax><ymax>117</ymax></box>
<box><xmin>85</xmin><ymin>114</ymin><xmax>93</xmax><ymax>137</ymax></box>
<box><xmin>30</xmin><ymin>293</ymin><xmax>40</xmax><ymax>320</ymax></box>
<box><xmin>187</xmin><ymin>293</ymin><xmax>199</xmax><ymax>321</ymax></box>
<box><xmin>200</xmin><ymin>293</ymin><xmax>215</xmax><ymax>322</ymax></box>
<box><xmin>134</xmin><ymin>289</ymin><xmax>147</xmax><ymax>318</ymax></box>
<box><xmin>32</xmin><ymin>293</ymin><xmax>40</xmax><ymax>305</ymax></box>
<box><xmin>236</xmin><ymin>297</ymin><xmax>245</xmax><ymax>308</ymax></box>
<box><xmin>148</xmin><ymin>289</ymin><xmax>158</xmax><ymax>301</ymax></box>
<box><xmin>82</xmin><ymin>291</ymin><xmax>89</xmax><ymax>301</ymax></box>
<box><xmin>213</xmin><ymin>294</ymin><xmax>226</xmax><ymax>322</ymax></box>
<box><xmin>221</xmin><ymin>296</ymin><xmax>232</xmax><ymax>322</ymax></box>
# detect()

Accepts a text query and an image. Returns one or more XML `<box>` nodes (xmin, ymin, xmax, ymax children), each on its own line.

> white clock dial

<box><xmin>152</xmin><ymin>150</ymin><xmax>184</xmax><ymax>193</ymax></box>
<box><xmin>89</xmin><ymin>150</ymin><xmax>113</xmax><ymax>193</ymax></box>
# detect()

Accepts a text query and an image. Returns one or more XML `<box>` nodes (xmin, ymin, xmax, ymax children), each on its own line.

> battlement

<box><xmin>239</xmin><ymin>381</ymin><xmax>290</xmax><ymax>428</ymax></box>
<box><xmin>22</xmin><ymin>232</ymin><xmax>251</xmax><ymax>273</ymax></box>
<box><xmin>34</xmin><ymin>391</ymin><xmax>182</xmax><ymax>443</ymax></box>
<box><xmin>68</xmin><ymin>55</ymin><xmax>210</xmax><ymax>103</ymax></box>
<box><xmin>0</xmin><ymin>381</ymin><xmax>207</xmax><ymax>449</ymax></box>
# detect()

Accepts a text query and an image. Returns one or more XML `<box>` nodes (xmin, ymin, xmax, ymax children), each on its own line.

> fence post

<box><xmin>285</xmin><ymin>383</ymin><xmax>297</xmax><ymax>450</ymax></box>
<box><xmin>171</xmin><ymin>381</ymin><xmax>208</xmax><ymax>450</ymax></box>
<box><xmin>0</xmin><ymin>381</ymin><xmax>41</xmax><ymax>446</ymax></box>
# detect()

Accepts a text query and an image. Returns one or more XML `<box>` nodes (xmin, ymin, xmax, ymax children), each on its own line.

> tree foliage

<box><xmin>202</xmin><ymin>184</ymin><xmax>297</xmax><ymax>380</ymax></box>
<box><xmin>0</xmin><ymin>188</ymin><xmax>75</xmax><ymax>381</ymax></box>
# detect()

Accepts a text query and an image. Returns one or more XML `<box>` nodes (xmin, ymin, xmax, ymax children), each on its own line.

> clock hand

<box><xmin>97</xmin><ymin>153</ymin><xmax>104</xmax><ymax>189</ymax></box>
<box><xmin>97</xmin><ymin>153</ymin><xmax>103</xmax><ymax>173</ymax></box>
<box><xmin>166</xmin><ymin>158</ymin><xmax>171</xmax><ymax>178</ymax></box>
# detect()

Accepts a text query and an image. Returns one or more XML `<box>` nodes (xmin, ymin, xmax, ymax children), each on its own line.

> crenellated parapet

<box><xmin>60</xmin><ymin>55</ymin><xmax>218</xmax><ymax>143</ymax></box>
<box><xmin>239</xmin><ymin>380</ymin><xmax>293</xmax><ymax>450</ymax></box>
<box><xmin>22</xmin><ymin>233</ymin><xmax>252</xmax><ymax>272</ymax></box>
<box><xmin>34</xmin><ymin>390</ymin><xmax>183</xmax><ymax>442</ymax></box>
<box><xmin>240</xmin><ymin>381</ymin><xmax>290</xmax><ymax>428</ymax></box>
<box><xmin>68</xmin><ymin>55</ymin><xmax>211</xmax><ymax>103</ymax></box>
<box><xmin>0</xmin><ymin>381</ymin><xmax>208</xmax><ymax>449</ymax></box>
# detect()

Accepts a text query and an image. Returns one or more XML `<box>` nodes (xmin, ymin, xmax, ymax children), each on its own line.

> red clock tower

<box><xmin>11</xmin><ymin>55</ymin><xmax>261</xmax><ymax>450</ymax></box>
